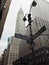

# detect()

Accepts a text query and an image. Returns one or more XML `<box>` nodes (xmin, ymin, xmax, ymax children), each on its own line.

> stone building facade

<box><xmin>6</xmin><ymin>8</ymin><xmax>31</xmax><ymax>65</ymax></box>
<box><xmin>28</xmin><ymin>0</ymin><xmax>49</xmax><ymax>49</ymax></box>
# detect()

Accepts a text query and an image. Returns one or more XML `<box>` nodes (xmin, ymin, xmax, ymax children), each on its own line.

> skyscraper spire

<box><xmin>15</xmin><ymin>8</ymin><xmax>25</xmax><ymax>35</ymax></box>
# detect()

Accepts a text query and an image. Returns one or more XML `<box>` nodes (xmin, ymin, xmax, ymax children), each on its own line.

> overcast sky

<box><xmin>0</xmin><ymin>0</ymin><xmax>49</xmax><ymax>56</ymax></box>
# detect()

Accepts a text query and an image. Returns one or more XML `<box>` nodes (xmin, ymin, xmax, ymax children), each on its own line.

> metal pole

<box><xmin>28</xmin><ymin>16</ymin><xmax>36</xmax><ymax>65</ymax></box>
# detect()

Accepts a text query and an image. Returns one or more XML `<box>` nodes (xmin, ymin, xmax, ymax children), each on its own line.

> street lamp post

<box><xmin>23</xmin><ymin>13</ymin><xmax>36</xmax><ymax>65</ymax></box>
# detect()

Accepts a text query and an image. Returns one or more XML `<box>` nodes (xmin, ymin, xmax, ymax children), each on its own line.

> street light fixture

<box><xmin>23</xmin><ymin>0</ymin><xmax>37</xmax><ymax>21</ymax></box>
<box><xmin>32</xmin><ymin>0</ymin><xmax>37</xmax><ymax>7</ymax></box>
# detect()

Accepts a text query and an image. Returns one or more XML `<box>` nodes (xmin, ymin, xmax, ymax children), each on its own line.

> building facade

<box><xmin>0</xmin><ymin>0</ymin><xmax>11</xmax><ymax>38</ymax></box>
<box><xmin>26</xmin><ymin>0</ymin><xmax>49</xmax><ymax>49</ymax></box>
<box><xmin>5</xmin><ymin>8</ymin><xmax>31</xmax><ymax>65</ymax></box>
<box><xmin>0</xmin><ymin>55</ymin><xmax>3</xmax><ymax>65</ymax></box>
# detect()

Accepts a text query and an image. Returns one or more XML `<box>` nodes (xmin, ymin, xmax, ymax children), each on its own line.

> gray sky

<box><xmin>0</xmin><ymin>0</ymin><xmax>49</xmax><ymax>56</ymax></box>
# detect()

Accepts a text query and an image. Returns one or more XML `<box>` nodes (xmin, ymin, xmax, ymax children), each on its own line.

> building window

<box><xmin>0</xmin><ymin>10</ymin><xmax>3</xmax><ymax>20</ymax></box>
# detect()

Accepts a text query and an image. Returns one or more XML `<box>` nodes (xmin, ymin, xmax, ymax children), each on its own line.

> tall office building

<box><xmin>3</xmin><ymin>36</ymin><xmax>13</xmax><ymax>65</ymax></box>
<box><xmin>6</xmin><ymin>8</ymin><xmax>31</xmax><ymax>65</ymax></box>
<box><xmin>27</xmin><ymin>0</ymin><xmax>49</xmax><ymax>49</ymax></box>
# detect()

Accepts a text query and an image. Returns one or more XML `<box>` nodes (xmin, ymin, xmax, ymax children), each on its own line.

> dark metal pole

<box><xmin>28</xmin><ymin>15</ymin><xmax>36</xmax><ymax>65</ymax></box>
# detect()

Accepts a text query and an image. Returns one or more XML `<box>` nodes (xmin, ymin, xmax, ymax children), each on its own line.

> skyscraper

<box><xmin>29</xmin><ymin>0</ymin><xmax>49</xmax><ymax>49</ymax></box>
<box><xmin>6</xmin><ymin>8</ymin><xmax>31</xmax><ymax>65</ymax></box>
